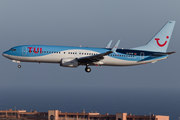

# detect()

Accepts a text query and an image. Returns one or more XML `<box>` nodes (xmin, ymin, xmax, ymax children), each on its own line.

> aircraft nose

<box><xmin>2</xmin><ymin>52</ymin><xmax>5</xmax><ymax>56</ymax></box>
<box><xmin>2</xmin><ymin>51</ymin><xmax>8</xmax><ymax>57</ymax></box>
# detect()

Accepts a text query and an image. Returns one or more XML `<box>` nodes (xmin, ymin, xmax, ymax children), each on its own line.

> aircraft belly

<box><xmin>102</xmin><ymin>57</ymin><xmax>137</xmax><ymax>66</ymax></box>
<box><xmin>102</xmin><ymin>56</ymin><xmax>167</xmax><ymax>66</ymax></box>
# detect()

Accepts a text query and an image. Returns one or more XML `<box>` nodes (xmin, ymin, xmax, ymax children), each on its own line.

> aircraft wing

<box><xmin>77</xmin><ymin>51</ymin><xmax>112</xmax><ymax>64</ymax></box>
<box><xmin>78</xmin><ymin>40</ymin><xmax>120</xmax><ymax>64</ymax></box>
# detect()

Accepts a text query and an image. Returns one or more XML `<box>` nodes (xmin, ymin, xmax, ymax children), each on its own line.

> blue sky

<box><xmin>0</xmin><ymin>0</ymin><xmax>179</xmax><ymax>89</ymax></box>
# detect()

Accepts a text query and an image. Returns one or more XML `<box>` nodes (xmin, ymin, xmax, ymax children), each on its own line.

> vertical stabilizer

<box><xmin>132</xmin><ymin>21</ymin><xmax>175</xmax><ymax>52</ymax></box>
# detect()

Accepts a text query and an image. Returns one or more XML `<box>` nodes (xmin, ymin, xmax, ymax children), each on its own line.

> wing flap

<box><xmin>78</xmin><ymin>51</ymin><xmax>112</xmax><ymax>64</ymax></box>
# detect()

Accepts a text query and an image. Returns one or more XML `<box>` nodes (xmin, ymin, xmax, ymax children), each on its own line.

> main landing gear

<box><xmin>85</xmin><ymin>65</ymin><xmax>91</xmax><ymax>73</ymax></box>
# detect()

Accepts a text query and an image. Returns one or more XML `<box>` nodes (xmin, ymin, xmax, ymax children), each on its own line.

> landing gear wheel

<box><xmin>18</xmin><ymin>65</ymin><xmax>21</xmax><ymax>68</ymax></box>
<box><xmin>85</xmin><ymin>66</ymin><xmax>91</xmax><ymax>73</ymax></box>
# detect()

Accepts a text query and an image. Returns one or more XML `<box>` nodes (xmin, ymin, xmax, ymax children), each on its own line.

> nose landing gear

<box><xmin>12</xmin><ymin>60</ymin><xmax>21</xmax><ymax>68</ymax></box>
<box><xmin>85</xmin><ymin>65</ymin><xmax>91</xmax><ymax>73</ymax></box>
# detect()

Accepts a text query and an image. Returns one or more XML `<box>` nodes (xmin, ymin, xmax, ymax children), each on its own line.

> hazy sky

<box><xmin>0</xmin><ymin>0</ymin><xmax>180</xmax><ymax>89</ymax></box>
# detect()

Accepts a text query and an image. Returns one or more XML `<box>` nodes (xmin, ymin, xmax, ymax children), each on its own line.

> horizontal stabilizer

<box><xmin>152</xmin><ymin>51</ymin><xmax>176</xmax><ymax>56</ymax></box>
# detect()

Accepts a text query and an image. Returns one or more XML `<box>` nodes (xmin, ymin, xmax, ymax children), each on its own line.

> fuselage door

<box><xmin>22</xmin><ymin>47</ymin><xmax>27</xmax><ymax>56</ymax></box>
<box><xmin>140</xmin><ymin>52</ymin><xmax>144</xmax><ymax>60</ymax></box>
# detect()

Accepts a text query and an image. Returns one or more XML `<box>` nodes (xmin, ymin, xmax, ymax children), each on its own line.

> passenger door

<box><xmin>140</xmin><ymin>52</ymin><xmax>144</xmax><ymax>60</ymax></box>
<box><xmin>22</xmin><ymin>47</ymin><xmax>27</xmax><ymax>56</ymax></box>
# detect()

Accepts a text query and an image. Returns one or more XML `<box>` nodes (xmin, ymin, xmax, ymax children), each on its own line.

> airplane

<box><xmin>2</xmin><ymin>21</ymin><xmax>176</xmax><ymax>73</ymax></box>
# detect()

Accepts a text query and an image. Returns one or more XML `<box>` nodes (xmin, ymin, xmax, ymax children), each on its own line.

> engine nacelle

<box><xmin>60</xmin><ymin>58</ymin><xmax>78</xmax><ymax>67</ymax></box>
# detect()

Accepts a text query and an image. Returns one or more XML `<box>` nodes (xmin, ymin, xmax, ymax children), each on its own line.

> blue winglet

<box><xmin>111</xmin><ymin>40</ymin><xmax>120</xmax><ymax>52</ymax></box>
<box><xmin>106</xmin><ymin>40</ymin><xmax>113</xmax><ymax>48</ymax></box>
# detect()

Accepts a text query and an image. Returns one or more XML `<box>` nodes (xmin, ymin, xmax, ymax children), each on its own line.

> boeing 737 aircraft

<box><xmin>2</xmin><ymin>21</ymin><xmax>176</xmax><ymax>73</ymax></box>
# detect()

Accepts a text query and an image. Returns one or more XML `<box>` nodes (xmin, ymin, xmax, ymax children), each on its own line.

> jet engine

<box><xmin>60</xmin><ymin>58</ymin><xmax>78</xmax><ymax>67</ymax></box>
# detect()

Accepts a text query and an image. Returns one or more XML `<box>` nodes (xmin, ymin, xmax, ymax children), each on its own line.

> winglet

<box><xmin>106</xmin><ymin>40</ymin><xmax>113</xmax><ymax>48</ymax></box>
<box><xmin>111</xmin><ymin>40</ymin><xmax>120</xmax><ymax>52</ymax></box>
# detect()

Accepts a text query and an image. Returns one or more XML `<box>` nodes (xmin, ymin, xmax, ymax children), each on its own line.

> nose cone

<box><xmin>2</xmin><ymin>52</ymin><xmax>5</xmax><ymax>56</ymax></box>
<box><xmin>2</xmin><ymin>51</ymin><xmax>8</xmax><ymax>57</ymax></box>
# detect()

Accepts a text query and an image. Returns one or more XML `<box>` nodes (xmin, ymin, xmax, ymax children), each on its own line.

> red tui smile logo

<box><xmin>155</xmin><ymin>36</ymin><xmax>168</xmax><ymax>47</ymax></box>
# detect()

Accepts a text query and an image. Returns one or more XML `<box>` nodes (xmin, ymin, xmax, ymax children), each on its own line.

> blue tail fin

<box><xmin>132</xmin><ymin>21</ymin><xmax>176</xmax><ymax>52</ymax></box>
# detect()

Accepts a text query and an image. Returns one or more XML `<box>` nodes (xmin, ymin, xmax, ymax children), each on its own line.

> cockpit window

<box><xmin>9</xmin><ymin>48</ymin><xmax>16</xmax><ymax>51</ymax></box>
